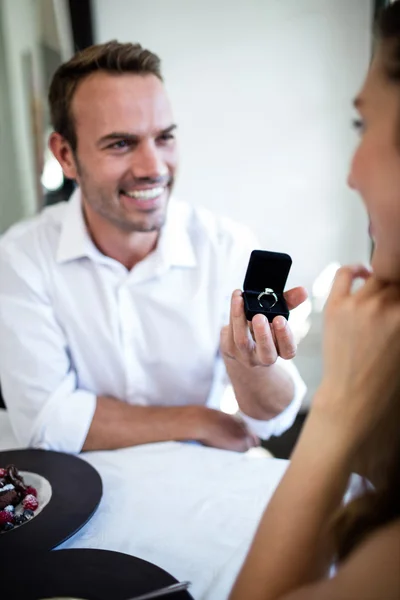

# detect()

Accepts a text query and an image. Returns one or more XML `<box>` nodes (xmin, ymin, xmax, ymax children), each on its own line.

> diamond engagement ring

<box><xmin>257</xmin><ymin>287</ymin><xmax>278</xmax><ymax>310</ymax></box>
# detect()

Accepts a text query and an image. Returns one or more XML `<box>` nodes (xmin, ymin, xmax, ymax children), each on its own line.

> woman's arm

<box><xmin>229</xmin><ymin>404</ymin><xmax>354</xmax><ymax>600</ymax></box>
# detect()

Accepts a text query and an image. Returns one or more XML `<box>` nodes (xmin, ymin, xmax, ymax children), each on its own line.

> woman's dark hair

<box><xmin>333</xmin><ymin>428</ymin><xmax>400</xmax><ymax>561</ymax></box>
<box><xmin>333</xmin><ymin>1</ymin><xmax>400</xmax><ymax>561</ymax></box>
<box><xmin>379</xmin><ymin>0</ymin><xmax>400</xmax><ymax>81</ymax></box>
<box><xmin>333</xmin><ymin>3</ymin><xmax>400</xmax><ymax>562</ymax></box>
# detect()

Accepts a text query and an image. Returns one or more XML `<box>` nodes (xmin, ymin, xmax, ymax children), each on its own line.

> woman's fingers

<box><xmin>328</xmin><ymin>265</ymin><xmax>372</xmax><ymax>303</ymax></box>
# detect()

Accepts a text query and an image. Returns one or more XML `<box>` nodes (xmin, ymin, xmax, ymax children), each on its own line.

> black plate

<box><xmin>1</xmin><ymin>548</ymin><xmax>193</xmax><ymax>600</ymax></box>
<box><xmin>0</xmin><ymin>449</ymin><xmax>102</xmax><ymax>553</ymax></box>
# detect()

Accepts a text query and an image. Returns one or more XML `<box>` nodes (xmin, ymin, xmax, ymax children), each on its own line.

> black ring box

<box><xmin>243</xmin><ymin>250</ymin><xmax>292</xmax><ymax>322</ymax></box>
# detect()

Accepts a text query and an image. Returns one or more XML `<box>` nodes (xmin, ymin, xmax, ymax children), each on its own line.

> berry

<box><xmin>14</xmin><ymin>514</ymin><xmax>27</xmax><ymax>526</ymax></box>
<box><xmin>25</xmin><ymin>486</ymin><xmax>37</xmax><ymax>498</ymax></box>
<box><xmin>3</xmin><ymin>522</ymin><xmax>14</xmax><ymax>531</ymax></box>
<box><xmin>23</xmin><ymin>509</ymin><xmax>34</xmax><ymax>519</ymax></box>
<box><xmin>0</xmin><ymin>468</ymin><xmax>6</xmax><ymax>478</ymax></box>
<box><xmin>23</xmin><ymin>494</ymin><xmax>38</xmax><ymax>511</ymax></box>
<box><xmin>0</xmin><ymin>510</ymin><xmax>14</xmax><ymax>526</ymax></box>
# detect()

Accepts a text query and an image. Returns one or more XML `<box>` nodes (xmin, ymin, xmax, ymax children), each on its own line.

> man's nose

<box><xmin>132</xmin><ymin>141</ymin><xmax>167</xmax><ymax>180</ymax></box>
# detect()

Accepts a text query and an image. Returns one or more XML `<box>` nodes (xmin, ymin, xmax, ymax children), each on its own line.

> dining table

<box><xmin>0</xmin><ymin>409</ymin><xmax>361</xmax><ymax>599</ymax></box>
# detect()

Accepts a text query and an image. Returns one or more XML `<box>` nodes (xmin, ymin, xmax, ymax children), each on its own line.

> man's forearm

<box><xmin>82</xmin><ymin>396</ymin><xmax>204</xmax><ymax>451</ymax></box>
<box><xmin>224</xmin><ymin>359</ymin><xmax>295</xmax><ymax>420</ymax></box>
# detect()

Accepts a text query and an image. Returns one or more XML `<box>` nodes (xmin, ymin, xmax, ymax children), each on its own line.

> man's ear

<box><xmin>49</xmin><ymin>132</ymin><xmax>78</xmax><ymax>180</ymax></box>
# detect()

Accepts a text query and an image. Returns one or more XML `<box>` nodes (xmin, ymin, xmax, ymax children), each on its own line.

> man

<box><xmin>0</xmin><ymin>41</ymin><xmax>307</xmax><ymax>454</ymax></box>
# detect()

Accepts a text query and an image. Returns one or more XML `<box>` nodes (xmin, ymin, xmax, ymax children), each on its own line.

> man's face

<box><xmin>68</xmin><ymin>72</ymin><xmax>177</xmax><ymax>233</ymax></box>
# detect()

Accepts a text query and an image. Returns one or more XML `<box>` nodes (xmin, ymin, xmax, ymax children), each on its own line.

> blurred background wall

<box><xmin>94</xmin><ymin>0</ymin><xmax>372</xmax><ymax>295</ymax></box>
<box><xmin>0</xmin><ymin>0</ymin><xmax>381</xmax><ymax>411</ymax></box>
<box><xmin>0</xmin><ymin>0</ymin><xmax>73</xmax><ymax>231</ymax></box>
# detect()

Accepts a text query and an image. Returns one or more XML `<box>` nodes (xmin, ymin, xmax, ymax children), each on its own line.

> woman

<box><xmin>229</xmin><ymin>3</ymin><xmax>400</xmax><ymax>599</ymax></box>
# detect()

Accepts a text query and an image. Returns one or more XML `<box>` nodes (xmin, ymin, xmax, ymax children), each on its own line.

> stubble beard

<box><xmin>74</xmin><ymin>153</ymin><xmax>169</xmax><ymax>233</ymax></box>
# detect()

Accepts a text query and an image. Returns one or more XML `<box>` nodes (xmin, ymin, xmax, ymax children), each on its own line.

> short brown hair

<box><xmin>48</xmin><ymin>40</ymin><xmax>163</xmax><ymax>152</ymax></box>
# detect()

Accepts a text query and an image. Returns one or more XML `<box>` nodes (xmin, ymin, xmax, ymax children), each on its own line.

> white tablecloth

<box><xmin>0</xmin><ymin>409</ymin><xmax>291</xmax><ymax>598</ymax></box>
<box><xmin>0</xmin><ymin>410</ymin><xmax>364</xmax><ymax>598</ymax></box>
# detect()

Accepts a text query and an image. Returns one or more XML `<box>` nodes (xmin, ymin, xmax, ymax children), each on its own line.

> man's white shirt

<box><xmin>0</xmin><ymin>189</ymin><xmax>306</xmax><ymax>452</ymax></box>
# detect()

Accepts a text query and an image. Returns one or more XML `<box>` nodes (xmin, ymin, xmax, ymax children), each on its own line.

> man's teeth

<box><xmin>123</xmin><ymin>187</ymin><xmax>164</xmax><ymax>200</ymax></box>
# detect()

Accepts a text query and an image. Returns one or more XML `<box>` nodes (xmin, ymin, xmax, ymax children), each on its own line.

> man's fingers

<box><xmin>229</xmin><ymin>289</ymin><xmax>244</xmax><ymax>323</ymax></box>
<box><xmin>269</xmin><ymin>321</ymin><xmax>277</xmax><ymax>347</ymax></box>
<box><xmin>252</xmin><ymin>313</ymin><xmax>278</xmax><ymax>365</ymax></box>
<box><xmin>227</xmin><ymin>289</ymin><xmax>297</xmax><ymax>365</ymax></box>
<box><xmin>283</xmin><ymin>286</ymin><xmax>308</xmax><ymax>310</ymax></box>
<box><xmin>273</xmin><ymin>316</ymin><xmax>296</xmax><ymax>360</ymax></box>
<box><xmin>220</xmin><ymin>325</ymin><xmax>235</xmax><ymax>359</ymax></box>
<box><xmin>231</xmin><ymin>291</ymin><xmax>253</xmax><ymax>355</ymax></box>
<box><xmin>235</xmin><ymin>416</ymin><xmax>261</xmax><ymax>449</ymax></box>
<box><xmin>249</xmin><ymin>432</ymin><xmax>261</xmax><ymax>448</ymax></box>
<box><xmin>221</xmin><ymin>290</ymin><xmax>243</xmax><ymax>359</ymax></box>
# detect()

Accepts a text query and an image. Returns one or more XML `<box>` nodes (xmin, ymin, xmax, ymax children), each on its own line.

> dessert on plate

<box><xmin>0</xmin><ymin>464</ymin><xmax>39</xmax><ymax>532</ymax></box>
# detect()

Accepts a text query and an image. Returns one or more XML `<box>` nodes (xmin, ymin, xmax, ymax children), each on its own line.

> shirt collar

<box><xmin>157</xmin><ymin>199</ymin><xmax>197</xmax><ymax>269</ymax></box>
<box><xmin>56</xmin><ymin>187</ymin><xmax>93</xmax><ymax>263</ymax></box>
<box><xmin>56</xmin><ymin>188</ymin><xmax>197</xmax><ymax>269</ymax></box>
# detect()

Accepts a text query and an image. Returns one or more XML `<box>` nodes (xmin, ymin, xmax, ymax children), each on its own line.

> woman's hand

<box><xmin>314</xmin><ymin>265</ymin><xmax>400</xmax><ymax>457</ymax></box>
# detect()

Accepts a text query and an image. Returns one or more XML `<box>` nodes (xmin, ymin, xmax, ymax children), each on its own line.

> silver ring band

<box><xmin>257</xmin><ymin>287</ymin><xmax>278</xmax><ymax>310</ymax></box>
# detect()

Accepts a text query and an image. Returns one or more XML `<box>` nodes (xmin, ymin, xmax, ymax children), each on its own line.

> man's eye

<box><xmin>158</xmin><ymin>133</ymin><xmax>175</xmax><ymax>143</ymax></box>
<box><xmin>109</xmin><ymin>140</ymin><xmax>131</xmax><ymax>149</ymax></box>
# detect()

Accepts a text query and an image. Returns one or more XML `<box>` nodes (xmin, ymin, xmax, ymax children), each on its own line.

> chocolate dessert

<box><xmin>0</xmin><ymin>464</ymin><xmax>39</xmax><ymax>532</ymax></box>
<box><xmin>0</xmin><ymin>485</ymin><xmax>20</xmax><ymax>510</ymax></box>
<box><xmin>0</xmin><ymin>465</ymin><xmax>27</xmax><ymax>510</ymax></box>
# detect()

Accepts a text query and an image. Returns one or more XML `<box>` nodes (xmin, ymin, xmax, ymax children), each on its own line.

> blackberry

<box><xmin>14</xmin><ymin>514</ymin><xmax>27</xmax><ymax>526</ymax></box>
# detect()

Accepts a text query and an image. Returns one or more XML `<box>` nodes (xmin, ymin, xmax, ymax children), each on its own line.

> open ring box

<box><xmin>243</xmin><ymin>250</ymin><xmax>292</xmax><ymax>323</ymax></box>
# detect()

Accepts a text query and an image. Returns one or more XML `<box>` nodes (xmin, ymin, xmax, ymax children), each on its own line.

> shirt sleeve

<box><xmin>0</xmin><ymin>244</ymin><xmax>96</xmax><ymax>453</ymax></box>
<box><xmin>207</xmin><ymin>353</ymin><xmax>306</xmax><ymax>439</ymax></box>
<box><xmin>237</xmin><ymin>357</ymin><xmax>306</xmax><ymax>439</ymax></box>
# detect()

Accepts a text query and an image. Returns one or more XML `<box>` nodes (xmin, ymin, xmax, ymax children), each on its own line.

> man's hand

<box><xmin>220</xmin><ymin>287</ymin><xmax>308</xmax><ymax>367</ymax></box>
<box><xmin>219</xmin><ymin>287</ymin><xmax>307</xmax><ymax>422</ymax></box>
<box><xmin>83</xmin><ymin>399</ymin><xmax>259</xmax><ymax>452</ymax></box>
<box><xmin>195</xmin><ymin>407</ymin><xmax>260</xmax><ymax>452</ymax></box>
